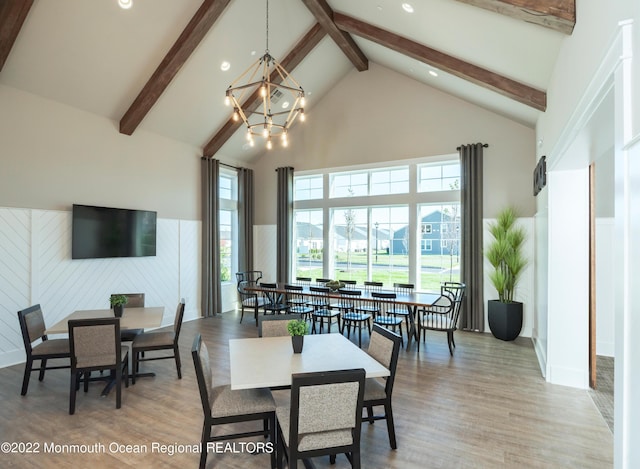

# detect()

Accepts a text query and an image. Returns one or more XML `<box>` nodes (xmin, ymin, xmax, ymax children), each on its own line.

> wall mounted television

<box><xmin>72</xmin><ymin>204</ymin><xmax>157</xmax><ymax>259</ymax></box>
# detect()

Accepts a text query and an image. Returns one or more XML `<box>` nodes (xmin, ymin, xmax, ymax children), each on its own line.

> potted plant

<box><xmin>325</xmin><ymin>280</ymin><xmax>345</xmax><ymax>292</ymax></box>
<box><xmin>485</xmin><ymin>207</ymin><xmax>527</xmax><ymax>341</ymax></box>
<box><xmin>287</xmin><ymin>319</ymin><xmax>309</xmax><ymax>353</ymax></box>
<box><xmin>110</xmin><ymin>294</ymin><xmax>128</xmax><ymax>318</ymax></box>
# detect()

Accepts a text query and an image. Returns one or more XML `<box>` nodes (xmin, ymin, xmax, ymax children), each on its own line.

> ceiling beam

<box><xmin>203</xmin><ymin>23</ymin><xmax>326</xmax><ymax>157</ymax></box>
<box><xmin>0</xmin><ymin>0</ymin><xmax>34</xmax><ymax>72</ymax></box>
<box><xmin>334</xmin><ymin>13</ymin><xmax>546</xmax><ymax>111</ymax></box>
<box><xmin>119</xmin><ymin>0</ymin><xmax>231</xmax><ymax>136</ymax></box>
<box><xmin>300</xmin><ymin>0</ymin><xmax>368</xmax><ymax>71</ymax></box>
<box><xmin>453</xmin><ymin>0</ymin><xmax>575</xmax><ymax>35</ymax></box>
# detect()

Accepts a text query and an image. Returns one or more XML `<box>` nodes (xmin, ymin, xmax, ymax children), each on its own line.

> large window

<box><xmin>293</xmin><ymin>158</ymin><xmax>460</xmax><ymax>291</ymax></box>
<box><xmin>219</xmin><ymin>170</ymin><xmax>238</xmax><ymax>283</ymax></box>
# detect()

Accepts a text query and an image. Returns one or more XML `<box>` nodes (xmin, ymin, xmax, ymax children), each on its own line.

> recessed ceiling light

<box><xmin>281</xmin><ymin>101</ymin><xmax>290</xmax><ymax>109</ymax></box>
<box><xmin>250</xmin><ymin>50</ymin><xmax>257</xmax><ymax>56</ymax></box>
<box><xmin>402</xmin><ymin>3</ymin><xmax>414</xmax><ymax>13</ymax></box>
<box><xmin>118</xmin><ymin>0</ymin><xmax>133</xmax><ymax>9</ymax></box>
<box><xmin>220</xmin><ymin>61</ymin><xmax>231</xmax><ymax>71</ymax></box>
<box><xmin>429</xmin><ymin>70</ymin><xmax>438</xmax><ymax>77</ymax></box>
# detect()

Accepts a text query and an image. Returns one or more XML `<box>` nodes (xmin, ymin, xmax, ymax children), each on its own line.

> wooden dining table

<box><xmin>46</xmin><ymin>307</ymin><xmax>165</xmax><ymax>394</ymax></box>
<box><xmin>229</xmin><ymin>333</ymin><xmax>389</xmax><ymax>390</ymax></box>
<box><xmin>245</xmin><ymin>283</ymin><xmax>439</xmax><ymax>350</ymax></box>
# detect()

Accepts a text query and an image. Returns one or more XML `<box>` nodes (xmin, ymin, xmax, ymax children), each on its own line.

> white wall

<box><xmin>0</xmin><ymin>206</ymin><xmax>200</xmax><ymax>368</ymax></box>
<box><xmin>596</xmin><ymin>218</ymin><xmax>615</xmax><ymax>356</ymax></box>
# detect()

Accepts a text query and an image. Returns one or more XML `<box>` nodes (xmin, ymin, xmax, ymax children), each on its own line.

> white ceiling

<box><xmin>0</xmin><ymin>0</ymin><xmax>565</xmax><ymax>164</ymax></box>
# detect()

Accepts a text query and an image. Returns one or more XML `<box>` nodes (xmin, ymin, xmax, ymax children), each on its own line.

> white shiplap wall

<box><xmin>0</xmin><ymin>207</ymin><xmax>201</xmax><ymax>368</ymax></box>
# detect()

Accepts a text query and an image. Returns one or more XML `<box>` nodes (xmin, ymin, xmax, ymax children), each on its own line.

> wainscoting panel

<box><xmin>0</xmin><ymin>207</ymin><xmax>201</xmax><ymax>367</ymax></box>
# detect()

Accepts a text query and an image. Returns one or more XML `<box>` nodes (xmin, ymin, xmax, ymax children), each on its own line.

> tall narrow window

<box><xmin>220</xmin><ymin>170</ymin><xmax>238</xmax><ymax>283</ymax></box>
<box><xmin>294</xmin><ymin>210</ymin><xmax>323</xmax><ymax>279</ymax></box>
<box><xmin>418</xmin><ymin>203</ymin><xmax>461</xmax><ymax>290</ymax></box>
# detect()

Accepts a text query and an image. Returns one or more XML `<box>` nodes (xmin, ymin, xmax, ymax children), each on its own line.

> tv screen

<box><xmin>72</xmin><ymin>204</ymin><xmax>157</xmax><ymax>259</ymax></box>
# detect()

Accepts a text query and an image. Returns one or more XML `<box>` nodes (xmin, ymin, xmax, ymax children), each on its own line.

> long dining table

<box><xmin>245</xmin><ymin>283</ymin><xmax>439</xmax><ymax>350</ymax></box>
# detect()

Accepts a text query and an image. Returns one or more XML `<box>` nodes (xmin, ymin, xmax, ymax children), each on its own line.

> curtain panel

<box><xmin>459</xmin><ymin>143</ymin><xmax>486</xmax><ymax>332</ymax></box>
<box><xmin>201</xmin><ymin>157</ymin><xmax>222</xmax><ymax>317</ymax></box>
<box><xmin>276</xmin><ymin>166</ymin><xmax>294</xmax><ymax>283</ymax></box>
<box><xmin>238</xmin><ymin>168</ymin><xmax>255</xmax><ymax>273</ymax></box>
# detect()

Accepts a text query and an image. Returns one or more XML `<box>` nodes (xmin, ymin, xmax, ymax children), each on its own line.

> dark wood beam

<box><xmin>0</xmin><ymin>0</ymin><xmax>33</xmax><ymax>72</ymax></box>
<box><xmin>203</xmin><ymin>23</ymin><xmax>326</xmax><ymax>157</ymax></box>
<box><xmin>453</xmin><ymin>0</ymin><xmax>575</xmax><ymax>35</ymax></box>
<box><xmin>301</xmin><ymin>0</ymin><xmax>367</xmax><ymax>71</ymax></box>
<box><xmin>119</xmin><ymin>0</ymin><xmax>231</xmax><ymax>136</ymax></box>
<box><xmin>334</xmin><ymin>13</ymin><xmax>546</xmax><ymax>111</ymax></box>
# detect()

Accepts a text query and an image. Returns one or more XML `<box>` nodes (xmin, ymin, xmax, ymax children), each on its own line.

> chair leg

<box><xmin>174</xmin><ymin>344</ymin><xmax>182</xmax><ymax>379</ymax></box>
<box><xmin>115</xmin><ymin>366</ymin><xmax>122</xmax><ymax>409</ymax></box>
<box><xmin>416</xmin><ymin>326</ymin><xmax>420</xmax><ymax>352</ymax></box>
<box><xmin>366</xmin><ymin>405</ymin><xmax>374</xmax><ymax>424</ymax></box>
<box><xmin>358</xmin><ymin>324</ymin><xmax>362</xmax><ymax>348</ymax></box>
<box><xmin>385</xmin><ymin>401</ymin><xmax>397</xmax><ymax>449</ymax></box>
<box><xmin>352</xmin><ymin>449</ymin><xmax>361</xmax><ymax>469</ymax></box>
<box><xmin>69</xmin><ymin>372</ymin><xmax>77</xmax><ymax>415</ymax></box>
<box><xmin>21</xmin><ymin>358</ymin><xmax>33</xmax><ymax>395</ymax></box>
<box><xmin>269</xmin><ymin>413</ymin><xmax>276</xmax><ymax>469</ymax></box>
<box><xmin>330</xmin><ymin>454</ymin><xmax>336</xmax><ymax>464</ymax></box>
<box><xmin>239</xmin><ymin>305</ymin><xmax>245</xmax><ymax>324</ymax></box>
<box><xmin>132</xmin><ymin>351</ymin><xmax>138</xmax><ymax>385</ymax></box>
<box><xmin>200</xmin><ymin>422</ymin><xmax>210</xmax><ymax>469</ymax></box>
<box><xmin>447</xmin><ymin>331</ymin><xmax>454</xmax><ymax>356</ymax></box>
<box><xmin>84</xmin><ymin>371</ymin><xmax>90</xmax><ymax>392</ymax></box>
<box><xmin>38</xmin><ymin>358</ymin><xmax>47</xmax><ymax>381</ymax></box>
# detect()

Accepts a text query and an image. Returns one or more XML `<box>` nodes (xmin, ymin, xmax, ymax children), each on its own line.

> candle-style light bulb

<box><xmin>266</xmin><ymin>138</ymin><xmax>273</xmax><ymax>150</ymax></box>
<box><xmin>299</xmin><ymin>109</ymin><xmax>305</xmax><ymax>122</ymax></box>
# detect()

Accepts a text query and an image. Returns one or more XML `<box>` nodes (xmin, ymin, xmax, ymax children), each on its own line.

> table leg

<box><xmin>406</xmin><ymin>305</ymin><xmax>419</xmax><ymax>351</ymax></box>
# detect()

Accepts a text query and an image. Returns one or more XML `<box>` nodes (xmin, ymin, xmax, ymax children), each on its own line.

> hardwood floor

<box><xmin>1</xmin><ymin>311</ymin><xmax>612</xmax><ymax>468</ymax></box>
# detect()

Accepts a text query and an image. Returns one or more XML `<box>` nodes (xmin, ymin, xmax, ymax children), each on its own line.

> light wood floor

<box><xmin>1</xmin><ymin>311</ymin><xmax>613</xmax><ymax>468</ymax></box>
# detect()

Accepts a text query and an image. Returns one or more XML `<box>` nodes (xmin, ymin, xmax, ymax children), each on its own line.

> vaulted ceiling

<box><xmin>0</xmin><ymin>0</ymin><xmax>573</xmax><ymax>164</ymax></box>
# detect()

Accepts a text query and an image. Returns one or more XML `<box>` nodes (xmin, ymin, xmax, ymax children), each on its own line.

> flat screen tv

<box><xmin>72</xmin><ymin>204</ymin><xmax>157</xmax><ymax>259</ymax></box>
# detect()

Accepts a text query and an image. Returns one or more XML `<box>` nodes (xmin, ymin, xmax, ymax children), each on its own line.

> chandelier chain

<box><xmin>265</xmin><ymin>0</ymin><xmax>269</xmax><ymax>54</ymax></box>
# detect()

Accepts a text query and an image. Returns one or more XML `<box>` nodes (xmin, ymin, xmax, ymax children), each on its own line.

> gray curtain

<box><xmin>201</xmin><ymin>157</ymin><xmax>222</xmax><ymax>317</ymax></box>
<box><xmin>238</xmin><ymin>168</ymin><xmax>255</xmax><ymax>273</ymax></box>
<box><xmin>459</xmin><ymin>143</ymin><xmax>486</xmax><ymax>331</ymax></box>
<box><xmin>276</xmin><ymin>166</ymin><xmax>294</xmax><ymax>283</ymax></box>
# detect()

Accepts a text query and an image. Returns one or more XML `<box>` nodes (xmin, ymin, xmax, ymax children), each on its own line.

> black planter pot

<box><xmin>113</xmin><ymin>305</ymin><xmax>124</xmax><ymax>318</ymax></box>
<box><xmin>291</xmin><ymin>335</ymin><xmax>304</xmax><ymax>353</ymax></box>
<box><xmin>487</xmin><ymin>300</ymin><xmax>523</xmax><ymax>341</ymax></box>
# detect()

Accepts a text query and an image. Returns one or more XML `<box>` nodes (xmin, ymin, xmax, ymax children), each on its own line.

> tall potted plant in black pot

<box><xmin>486</xmin><ymin>207</ymin><xmax>527</xmax><ymax>341</ymax></box>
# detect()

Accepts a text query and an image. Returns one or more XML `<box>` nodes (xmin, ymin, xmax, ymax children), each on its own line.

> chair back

<box><xmin>337</xmin><ymin>288</ymin><xmax>363</xmax><ymax>310</ymax></box>
<box><xmin>259</xmin><ymin>313</ymin><xmax>303</xmax><ymax>337</ymax></box>
<box><xmin>68</xmin><ymin>318</ymin><xmax>121</xmax><ymax>369</ymax></box>
<box><xmin>111</xmin><ymin>293</ymin><xmax>145</xmax><ymax>308</ymax></box>
<box><xmin>364</xmin><ymin>281</ymin><xmax>383</xmax><ymax>293</ymax></box>
<box><xmin>236</xmin><ymin>271</ymin><xmax>263</xmax><ymax>285</ymax></box>
<box><xmin>393</xmin><ymin>283</ymin><xmax>415</xmax><ymax>296</ymax></box>
<box><xmin>315</xmin><ymin>278</ymin><xmax>331</xmax><ymax>286</ymax></box>
<box><xmin>17</xmin><ymin>305</ymin><xmax>47</xmax><ymax>352</ymax></box>
<box><xmin>173</xmin><ymin>300</ymin><xmax>186</xmax><ymax>340</ymax></box>
<box><xmin>191</xmin><ymin>334</ymin><xmax>213</xmax><ymax>417</ymax></box>
<box><xmin>237</xmin><ymin>279</ymin><xmax>257</xmax><ymax>298</ymax></box>
<box><xmin>259</xmin><ymin>282</ymin><xmax>282</xmax><ymax>305</ymax></box>
<box><xmin>367</xmin><ymin>324</ymin><xmax>402</xmax><ymax>396</ymax></box>
<box><xmin>295</xmin><ymin>277</ymin><xmax>312</xmax><ymax>286</ymax></box>
<box><xmin>289</xmin><ymin>369</ymin><xmax>365</xmax><ymax>449</ymax></box>
<box><xmin>371</xmin><ymin>291</ymin><xmax>397</xmax><ymax>315</ymax></box>
<box><xmin>442</xmin><ymin>282</ymin><xmax>466</xmax><ymax>329</ymax></box>
<box><xmin>338</xmin><ymin>279</ymin><xmax>357</xmax><ymax>289</ymax></box>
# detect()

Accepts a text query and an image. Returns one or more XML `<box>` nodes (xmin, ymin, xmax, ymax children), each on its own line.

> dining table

<box><xmin>245</xmin><ymin>283</ymin><xmax>440</xmax><ymax>350</ymax></box>
<box><xmin>46</xmin><ymin>306</ymin><xmax>165</xmax><ymax>394</ymax></box>
<box><xmin>229</xmin><ymin>333</ymin><xmax>389</xmax><ymax>390</ymax></box>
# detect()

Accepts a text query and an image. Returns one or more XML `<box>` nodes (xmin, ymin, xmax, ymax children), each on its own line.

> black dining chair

<box><xmin>17</xmin><ymin>304</ymin><xmax>70</xmax><ymax>396</ymax></box>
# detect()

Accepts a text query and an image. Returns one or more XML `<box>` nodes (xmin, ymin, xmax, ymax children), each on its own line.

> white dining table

<box><xmin>229</xmin><ymin>333</ymin><xmax>390</xmax><ymax>390</ymax></box>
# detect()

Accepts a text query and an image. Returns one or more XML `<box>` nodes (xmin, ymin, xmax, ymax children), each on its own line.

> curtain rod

<box><xmin>456</xmin><ymin>143</ymin><xmax>489</xmax><ymax>151</ymax></box>
<box><xmin>201</xmin><ymin>157</ymin><xmax>242</xmax><ymax>171</ymax></box>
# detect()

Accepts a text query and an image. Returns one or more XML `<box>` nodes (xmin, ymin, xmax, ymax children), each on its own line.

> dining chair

<box><xmin>338</xmin><ymin>289</ymin><xmax>372</xmax><ymax>348</ymax></box>
<box><xmin>283</xmin><ymin>284</ymin><xmax>313</xmax><ymax>320</ymax></box>
<box><xmin>389</xmin><ymin>282</ymin><xmax>414</xmax><ymax>336</ymax></box>
<box><xmin>363</xmin><ymin>325</ymin><xmax>402</xmax><ymax>449</ymax></box>
<box><xmin>192</xmin><ymin>334</ymin><xmax>276</xmax><ymax>469</ymax></box>
<box><xmin>275</xmin><ymin>368</ymin><xmax>366</xmax><ymax>469</ymax></box>
<box><xmin>370</xmin><ymin>292</ymin><xmax>404</xmax><ymax>347</ymax></box>
<box><xmin>111</xmin><ymin>293</ymin><xmax>145</xmax><ymax>343</ymax></box>
<box><xmin>131</xmin><ymin>300</ymin><xmax>185</xmax><ymax>383</ymax></box>
<box><xmin>417</xmin><ymin>282</ymin><xmax>466</xmax><ymax>355</ymax></box>
<box><xmin>260</xmin><ymin>282</ymin><xmax>290</xmax><ymax>315</ymax></box>
<box><xmin>237</xmin><ymin>279</ymin><xmax>267</xmax><ymax>326</ymax></box>
<box><xmin>259</xmin><ymin>313</ymin><xmax>304</xmax><ymax>338</ymax></box>
<box><xmin>17</xmin><ymin>304</ymin><xmax>70</xmax><ymax>396</ymax></box>
<box><xmin>309</xmin><ymin>286</ymin><xmax>340</xmax><ymax>333</ymax></box>
<box><xmin>68</xmin><ymin>317</ymin><xmax>129</xmax><ymax>414</ymax></box>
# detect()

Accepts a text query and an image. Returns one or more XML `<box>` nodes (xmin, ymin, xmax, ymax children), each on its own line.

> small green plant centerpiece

<box><xmin>110</xmin><ymin>294</ymin><xmax>128</xmax><ymax>318</ymax></box>
<box><xmin>325</xmin><ymin>280</ymin><xmax>345</xmax><ymax>292</ymax></box>
<box><xmin>485</xmin><ymin>207</ymin><xmax>527</xmax><ymax>341</ymax></box>
<box><xmin>287</xmin><ymin>319</ymin><xmax>309</xmax><ymax>353</ymax></box>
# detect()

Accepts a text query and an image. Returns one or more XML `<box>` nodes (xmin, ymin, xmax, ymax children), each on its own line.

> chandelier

<box><xmin>224</xmin><ymin>0</ymin><xmax>305</xmax><ymax>150</ymax></box>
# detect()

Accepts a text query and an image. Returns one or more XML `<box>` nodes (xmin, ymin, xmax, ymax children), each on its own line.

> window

<box><xmin>219</xmin><ymin>170</ymin><xmax>238</xmax><ymax>283</ymax></box>
<box><xmin>330</xmin><ymin>171</ymin><xmax>368</xmax><ymax>198</ymax></box>
<box><xmin>294</xmin><ymin>175</ymin><xmax>323</xmax><ymax>201</ymax></box>
<box><xmin>294</xmin><ymin>157</ymin><xmax>460</xmax><ymax>291</ymax></box>
<box><xmin>418</xmin><ymin>161</ymin><xmax>460</xmax><ymax>192</ymax></box>
<box><xmin>370</xmin><ymin>167</ymin><xmax>409</xmax><ymax>195</ymax></box>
